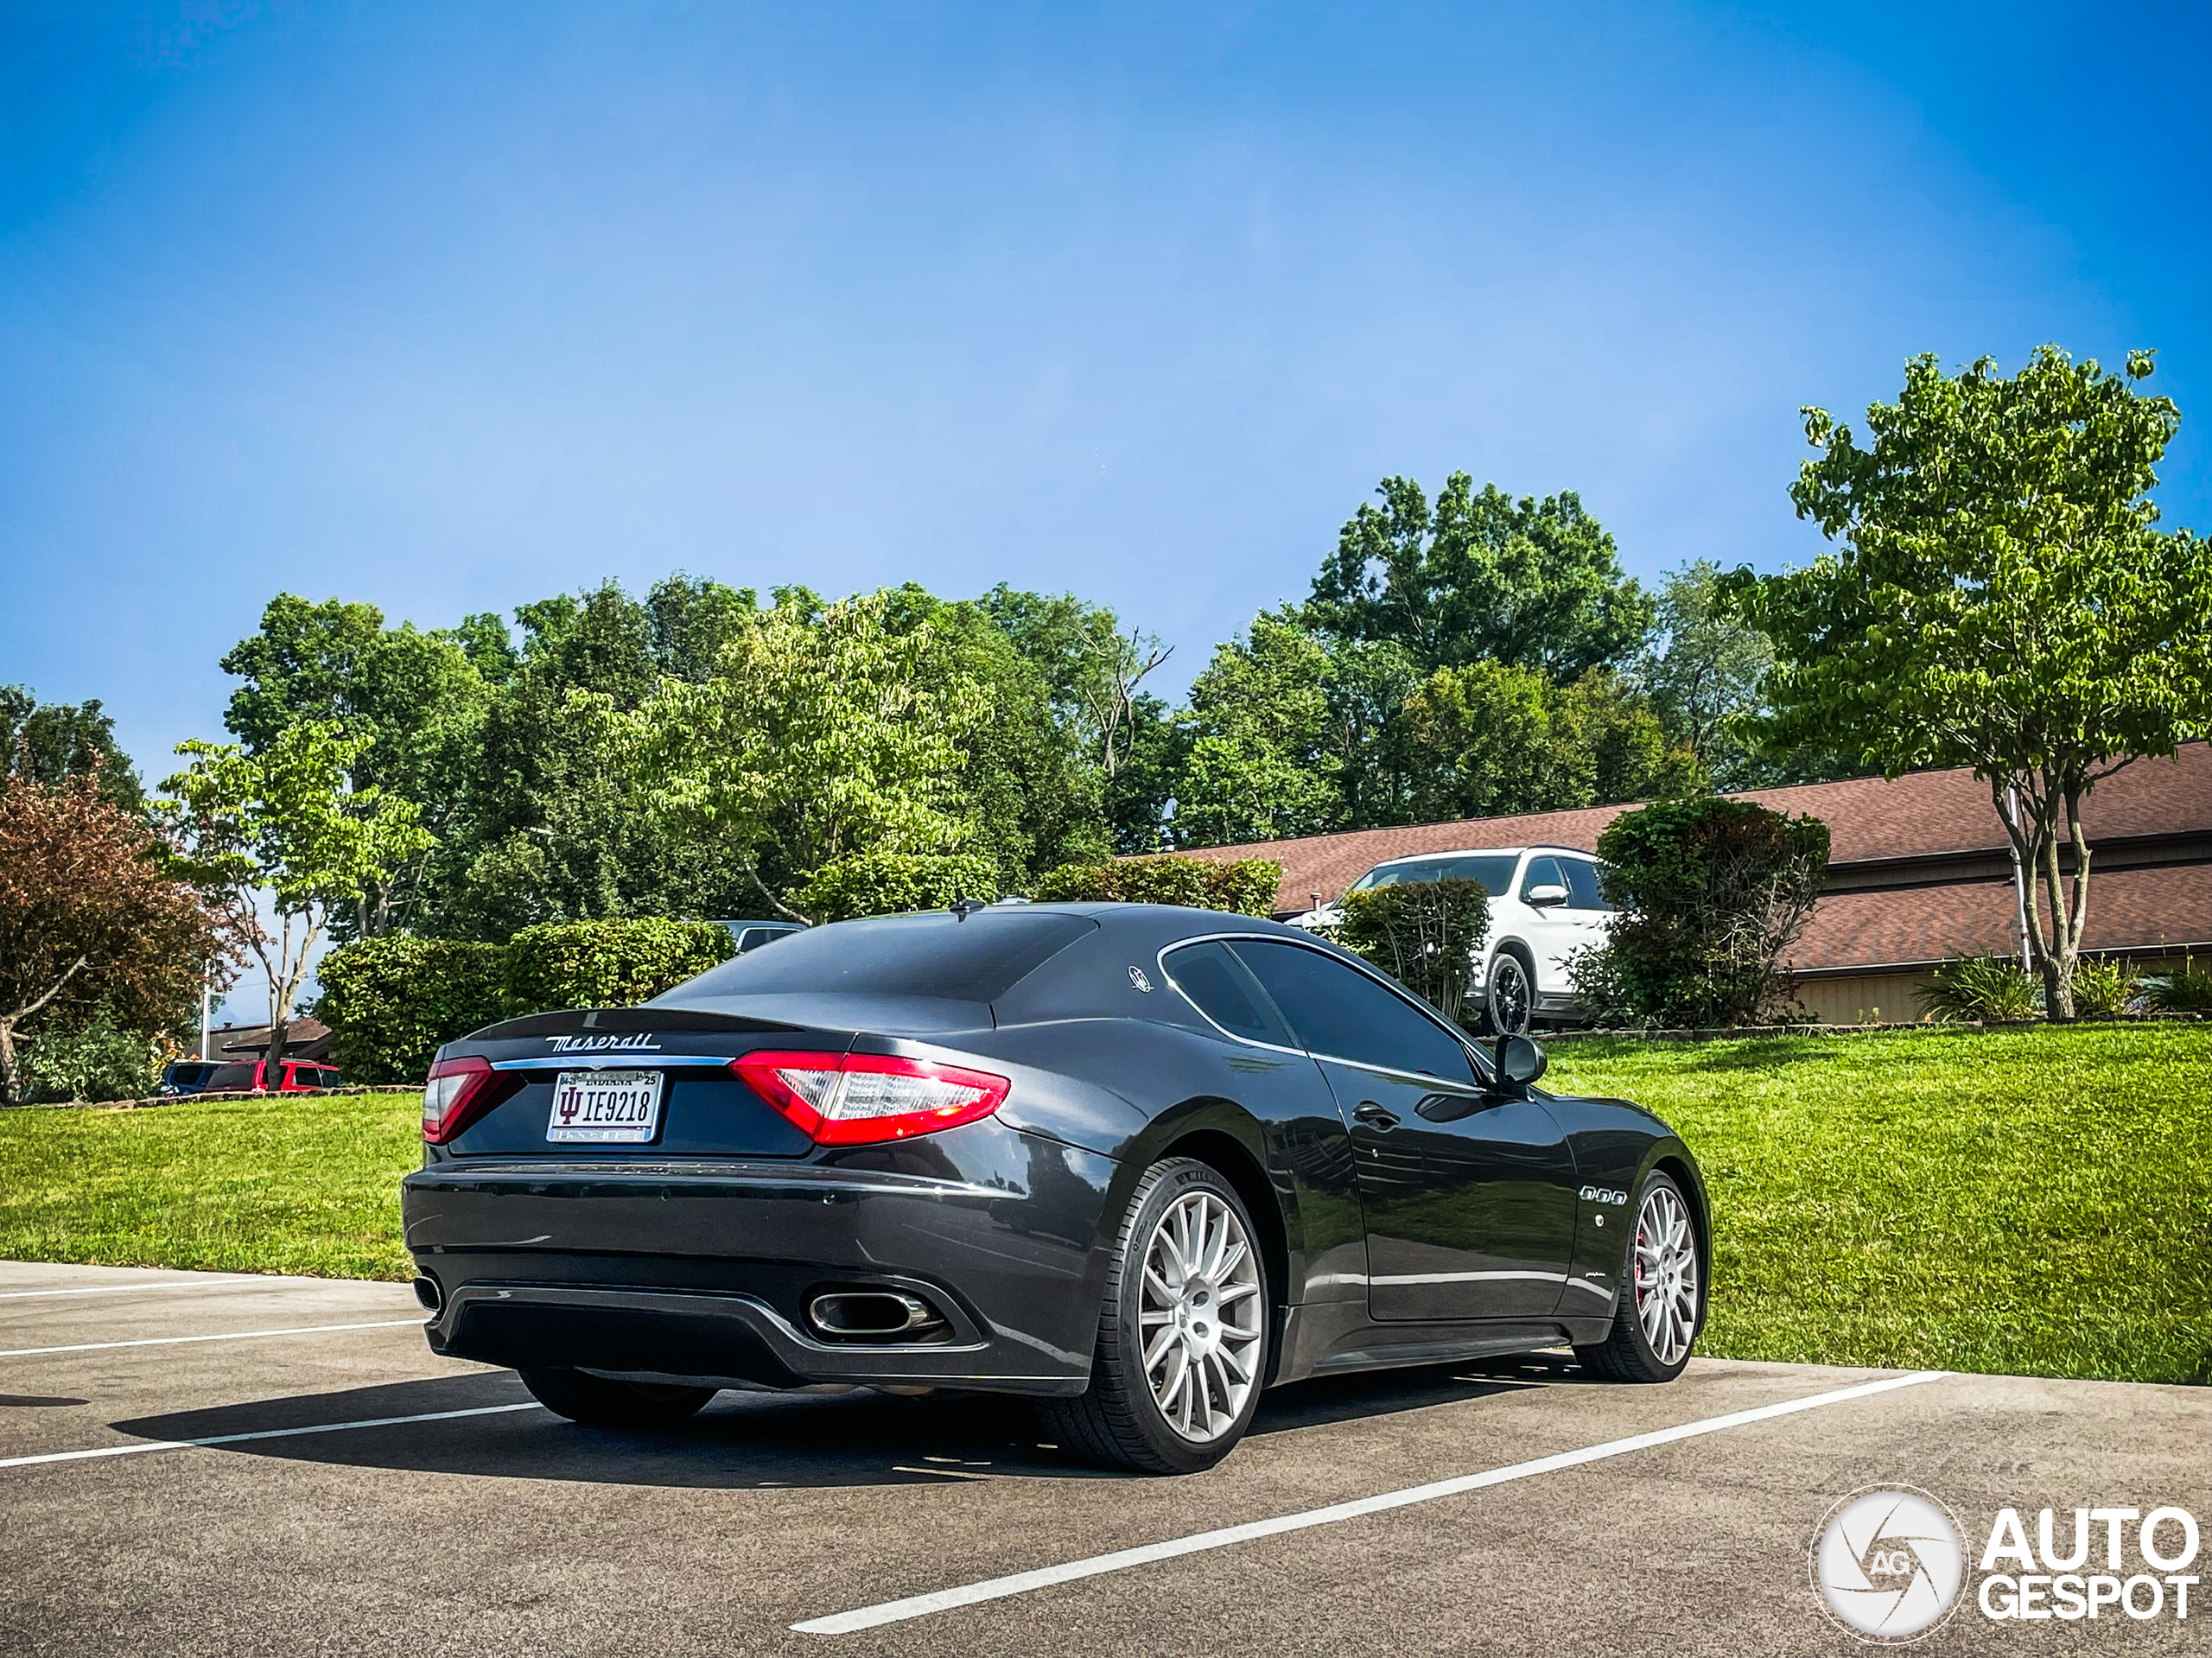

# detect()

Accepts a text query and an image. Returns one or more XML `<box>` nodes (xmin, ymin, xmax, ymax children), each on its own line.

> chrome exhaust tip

<box><xmin>411</xmin><ymin>1276</ymin><xmax>443</xmax><ymax>1314</ymax></box>
<box><xmin>806</xmin><ymin>1290</ymin><xmax>946</xmax><ymax>1341</ymax></box>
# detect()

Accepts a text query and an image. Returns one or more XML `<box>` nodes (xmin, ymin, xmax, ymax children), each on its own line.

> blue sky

<box><xmin>6</xmin><ymin>0</ymin><xmax>2209</xmax><ymax>783</ymax></box>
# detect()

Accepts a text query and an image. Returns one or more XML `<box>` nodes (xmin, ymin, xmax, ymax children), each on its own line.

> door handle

<box><xmin>1353</xmin><ymin>1102</ymin><xmax>1401</xmax><ymax>1131</ymax></box>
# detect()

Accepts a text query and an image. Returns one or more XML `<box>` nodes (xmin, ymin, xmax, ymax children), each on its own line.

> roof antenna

<box><xmin>950</xmin><ymin>891</ymin><xmax>986</xmax><ymax>922</ymax></box>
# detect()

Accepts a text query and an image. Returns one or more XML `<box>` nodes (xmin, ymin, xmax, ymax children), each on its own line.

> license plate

<box><xmin>547</xmin><ymin>1070</ymin><xmax>664</xmax><ymax>1143</ymax></box>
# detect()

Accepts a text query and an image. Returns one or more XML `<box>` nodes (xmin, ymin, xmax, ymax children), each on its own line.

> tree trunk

<box><xmin>1993</xmin><ymin>777</ymin><xmax>2062</xmax><ymax>1020</ymax></box>
<box><xmin>260</xmin><ymin>910</ymin><xmax>325</xmax><ymax>1078</ymax></box>
<box><xmin>0</xmin><ymin>1017</ymin><xmax>17</xmax><ymax>1106</ymax></box>
<box><xmin>1998</xmin><ymin>766</ymin><xmax>2099</xmax><ymax>1023</ymax></box>
<box><xmin>2032</xmin><ymin>778</ymin><xmax>2095</xmax><ymax>1021</ymax></box>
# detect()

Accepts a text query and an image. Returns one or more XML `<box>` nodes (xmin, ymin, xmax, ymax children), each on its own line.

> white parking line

<box><xmin>0</xmin><ymin>1401</ymin><xmax>543</xmax><ymax>1471</ymax></box>
<box><xmin>0</xmin><ymin>1319</ymin><xmax>424</xmax><ymax>1357</ymax></box>
<box><xmin>0</xmin><ymin>1280</ymin><xmax>293</xmax><ymax>1300</ymax></box>
<box><xmin>792</xmin><ymin>1369</ymin><xmax>1951</xmax><ymax>1635</ymax></box>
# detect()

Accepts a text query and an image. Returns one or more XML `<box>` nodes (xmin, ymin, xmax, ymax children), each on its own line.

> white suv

<box><xmin>1289</xmin><ymin>845</ymin><xmax>1617</xmax><ymax>1034</ymax></box>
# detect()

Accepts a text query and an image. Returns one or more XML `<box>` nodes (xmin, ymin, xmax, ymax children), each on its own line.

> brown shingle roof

<box><xmin>1167</xmin><ymin>743</ymin><xmax>2212</xmax><ymax>974</ymax></box>
<box><xmin>1794</xmin><ymin>862</ymin><xmax>2212</xmax><ymax>973</ymax></box>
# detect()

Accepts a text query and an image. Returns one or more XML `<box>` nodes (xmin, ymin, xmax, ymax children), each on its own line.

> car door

<box><xmin>1228</xmin><ymin>939</ymin><xmax>1580</xmax><ymax>1324</ymax></box>
<box><xmin>1515</xmin><ymin>854</ymin><xmax>1586</xmax><ymax>995</ymax></box>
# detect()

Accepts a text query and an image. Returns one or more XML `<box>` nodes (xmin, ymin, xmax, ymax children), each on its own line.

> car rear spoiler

<box><xmin>466</xmin><ymin>1007</ymin><xmax>805</xmax><ymax>1041</ymax></box>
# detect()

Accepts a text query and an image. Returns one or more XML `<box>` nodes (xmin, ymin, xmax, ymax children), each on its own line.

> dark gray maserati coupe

<box><xmin>401</xmin><ymin>903</ymin><xmax>1707</xmax><ymax>1473</ymax></box>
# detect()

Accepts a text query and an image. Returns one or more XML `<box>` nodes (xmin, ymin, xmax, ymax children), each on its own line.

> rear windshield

<box><xmin>206</xmin><ymin>1064</ymin><xmax>257</xmax><ymax>1089</ymax></box>
<box><xmin>663</xmin><ymin>911</ymin><xmax>1096</xmax><ymax>1004</ymax></box>
<box><xmin>166</xmin><ymin>1064</ymin><xmax>213</xmax><ymax>1083</ymax></box>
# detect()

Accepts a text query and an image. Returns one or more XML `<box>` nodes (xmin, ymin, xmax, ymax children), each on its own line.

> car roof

<box><xmin>1362</xmin><ymin>844</ymin><xmax>1594</xmax><ymax>871</ymax></box>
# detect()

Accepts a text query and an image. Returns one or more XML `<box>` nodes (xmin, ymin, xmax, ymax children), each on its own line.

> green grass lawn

<box><xmin>0</xmin><ymin>1090</ymin><xmax>423</xmax><ymax>1280</ymax></box>
<box><xmin>1</xmin><ymin>1024</ymin><xmax>2205</xmax><ymax>1384</ymax></box>
<box><xmin>1548</xmin><ymin>1023</ymin><xmax>2212</xmax><ymax>1386</ymax></box>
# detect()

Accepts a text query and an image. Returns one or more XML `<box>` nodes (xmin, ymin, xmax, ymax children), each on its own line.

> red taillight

<box><xmin>732</xmin><ymin>1050</ymin><xmax>1011</xmax><ymax>1146</ymax></box>
<box><xmin>423</xmin><ymin>1054</ymin><xmax>498</xmax><ymax>1144</ymax></box>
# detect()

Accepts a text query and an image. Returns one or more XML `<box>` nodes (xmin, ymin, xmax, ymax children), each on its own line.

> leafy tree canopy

<box><xmin>618</xmin><ymin>590</ymin><xmax>985</xmax><ymax>923</ymax></box>
<box><xmin>881</xmin><ymin>585</ymin><xmax>1110</xmax><ymax>887</ymax></box>
<box><xmin>1727</xmin><ymin>346</ymin><xmax>2212</xmax><ymax>1017</ymax></box>
<box><xmin>1308</xmin><ymin>473</ymin><xmax>1654</xmax><ymax>678</ymax></box>
<box><xmin>1399</xmin><ymin>662</ymin><xmax>1701</xmax><ymax>823</ymax></box>
<box><xmin>163</xmin><ymin>721</ymin><xmax>435</xmax><ymax>1066</ymax></box>
<box><xmin>1174</xmin><ymin>608</ymin><xmax>1342</xmax><ymax>847</ymax></box>
<box><xmin>1</xmin><ymin>686</ymin><xmax>143</xmax><ymax>810</ymax></box>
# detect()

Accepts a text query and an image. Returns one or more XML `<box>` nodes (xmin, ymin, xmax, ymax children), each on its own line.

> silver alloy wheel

<box><xmin>1633</xmin><ymin>1183</ymin><xmax>1698</xmax><ymax>1366</ymax></box>
<box><xmin>1138</xmin><ymin>1188</ymin><xmax>1265</xmax><ymax>1442</ymax></box>
<box><xmin>1489</xmin><ymin>954</ymin><xmax>1533</xmax><ymax>1036</ymax></box>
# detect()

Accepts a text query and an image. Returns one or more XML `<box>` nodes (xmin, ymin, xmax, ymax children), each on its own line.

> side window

<box><xmin>1164</xmin><ymin>943</ymin><xmax>1294</xmax><ymax>1046</ymax></box>
<box><xmin>1229</xmin><ymin>940</ymin><xmax>1475</xmax><ymax>1083</ymax></box>
<box><xmin>1520</xmin><ymin>856</ymin><xmax>1567</xmax><ymax>899</ymax></box>
<box><xmin>1562</xmin><ymin>858</ymin><xmax>1613</xmax><ymax>912</ymax></box>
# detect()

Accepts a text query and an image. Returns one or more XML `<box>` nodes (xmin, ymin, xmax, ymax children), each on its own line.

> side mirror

<box><xmin>1524</xmin><ymin>883</ymin><xmax>1568</xmax><ymax>907</ymax></box>
<box><xmin>1496</xmin><ymin>1034</ymin><xmax>1548</xmax><ymax>1088</ymax></box>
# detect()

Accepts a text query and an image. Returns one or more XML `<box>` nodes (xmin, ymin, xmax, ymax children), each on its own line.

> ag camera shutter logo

<box><xmin>1810</xmin><ymin>1485</ymin><xmax>1967</xmax><ymax>1643</ymax></box>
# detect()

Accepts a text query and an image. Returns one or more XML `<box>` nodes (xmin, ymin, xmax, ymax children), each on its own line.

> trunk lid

<box><xmin>442</xmin><ymin>1007</ymin><xmax>850</xmax><ymax>1160</ymax></box>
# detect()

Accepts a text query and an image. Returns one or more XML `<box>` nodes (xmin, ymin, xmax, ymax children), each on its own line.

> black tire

<box><xmin>1574</xmin><ymin>1169</ymin><xmax>1701</xmax><ymax>1383</ymax></box>
<box><xmin>1039</xmin><ymin>1158</ymin><xmax>1270</xmax><ymax>1475</ymax></box>
<box><xmin>1487</xmin><ymin>950</ymin><xmax>1535</xmax><ymax>1037</ymax></box>
<box><xmin>518</xmin><ymin>1367</ymin><xmax>718</xmax><ymax>1430</ymax></box>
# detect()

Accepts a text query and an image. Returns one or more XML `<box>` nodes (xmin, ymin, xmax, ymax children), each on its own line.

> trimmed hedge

<box><xmin>315</xmin><ymin>918</ymin><xmax>734</xmax><ymax>1085</ymax></box>
<box><xmin>315</xmin><ymin>937</ymin><xmax>506</xmax><ymax>1085</ymax></box>
<box><xmin>1033</xmin><ymin>855</ymin><xmax>1281</xmax><ymax>918</ymax></box>
<box><xmin>791</xmin><ymin>850</ymin><xmax>1002</xmax><ymax>924</ymax></box>
<box><xmin>504</xmin><ymin>918</ymin><xmax>734</xmax><ymax>1014</ymax></box>
<box><xmin>1587</xmin><ymin>795</ymin><xmax>1829</xmax><ymax>1027</ymax></box>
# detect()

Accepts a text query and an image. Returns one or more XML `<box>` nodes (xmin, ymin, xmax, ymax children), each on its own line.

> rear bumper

<box><xmin>421</xmin><ymin>1280</ymin><xmax>1084</xmax><ymax>1395</ymax></box>
<box><xmin>401</xmin><ymin>1126</ymin><xmax>1116</xmax><ymax>1396</ymax></box>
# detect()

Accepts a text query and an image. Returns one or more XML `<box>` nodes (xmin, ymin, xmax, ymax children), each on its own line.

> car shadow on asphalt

<box><xmin>108</xmin><ymin>1355</ymin><xmax>1561</xmax><ymax>1490</ymax></box>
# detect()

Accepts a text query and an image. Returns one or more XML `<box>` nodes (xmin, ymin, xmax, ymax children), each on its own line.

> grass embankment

<box><xmin>0</xmin><ymin>1025</ymin><xmax>2204</xmax><ymax>1382</ymax></box>
<box><xmin>0</xmin><ymin>1091</ymin><xmax>423</xmax><ymax>1280</ymax></box>
<box><xmin>1549</xmin><ymin>1023</ymin><xmax>2212</xmax><ymax>1386</ymax></box>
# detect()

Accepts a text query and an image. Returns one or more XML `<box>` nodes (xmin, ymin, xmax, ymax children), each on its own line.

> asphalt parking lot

<box><xmin>2</xmin><ymin>1261</ymin><xmax>2205</xmax><ymax>1657</ymax></box>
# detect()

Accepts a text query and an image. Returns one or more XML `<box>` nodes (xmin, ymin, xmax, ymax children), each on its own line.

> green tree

<box><xmin>1731</xmin><ymin>346</ymin><xmax>2212</xmax><ymax>1020</ymax></box>
<box><xmin>427</xmin><ymin>579</ymin><xmax>765</xmax><ymax>937</ymax></box>
<box><xmin>1320</xmin><ymin>638</ymin><xmax>1423</xmax><ymax>830</ymax></box>
<box><xmin>882</xmin><ymin>586</ymin><xmax>1111</xmax><ymax>890</ymax></box>
<box><xmin>1398</xmin><ymin>663</ymin><xmax>1697</xmax><ymax>822</ymax></box>
<box><xmin>1639</xmin><ymin>562</ymin><xmax>1861</xmax><ymax>790</ymax></box>
<box><xmin>1101</xmin><ymin>692</ymin><xmax>1187</xmax><ymax>853</ymax></box>
<box><xmin>621</xmin><ymin>590</ymin><xmax>983</xmax><ymax>922</ymax></box>
<box><xmin>1</xmin><ymin>686</ymin><xmax>143</xmax><ymax>809</ymax></box>
<box><xmin>1398</xmin><ymin>659</ymin><xmax>1561</xmax><ymax>822</ymax></box>
<box><xmin>1638</xmin><ymin>562</ymin><xmax>1773</xmax><ymax>785</ymax></box>
<box><xmin>162</xmin><ymin>721</ymin><xmax>435</xmax><ymax>1070</ymax></box>
<box><xmin>1308</xmin><ymin>473</ymin><xmax>1654</xmax><ymax>677</ymax></box>
<box><xmin>219</xmin><ymin>594</ymin><xmax>499</xmax><ymax>936</ymax></box>
<box><xmin>978</xmin><ymin>584</ymin><xmax>1178</xmax><ymax>850</ymax></box>
<box><xmin>1173</xmin><ymin>609</ymin><xmax>1342</xmax><ymax>847</ymax></box>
